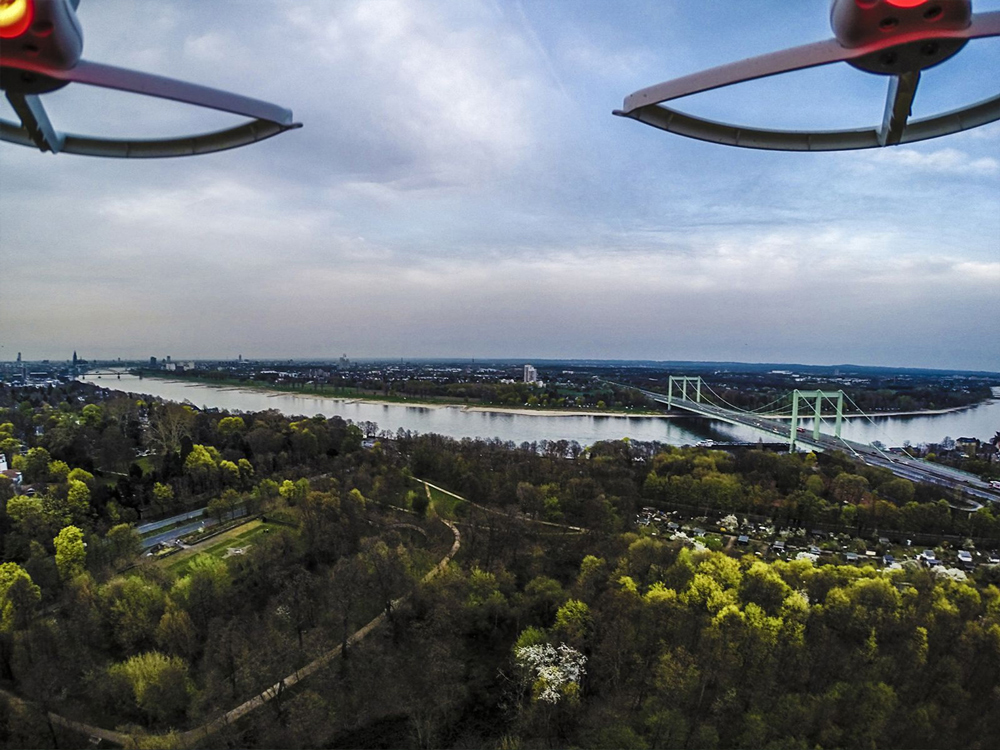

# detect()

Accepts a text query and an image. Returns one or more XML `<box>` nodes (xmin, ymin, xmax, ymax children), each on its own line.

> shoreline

<box><xmin>112</xmin><ymin>375</ymin><xmax>992</xmax><ymax>422</ymax></box>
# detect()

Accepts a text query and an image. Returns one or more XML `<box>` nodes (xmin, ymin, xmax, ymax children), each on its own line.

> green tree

<box><xmin>104</xmin><ymin>524</ymin><xmax>143</xmax><ymax>571</ymax></box>
<box><xmin>53</xmin><ymin>525</ymin><xmax>86</xmax><ymax>580</ymax></box>
<box><xmin>218</xmin><ymin>460</ymin><xmax>240</xmax><ymax>487</ymax></box>
<box><xmin>832</xmin><ymin>473</ymin><xmax>869</xmax><ymax>506</ymax></box>
<box><xmin>23</xmin><ymin>447</ymin><xmax>51</xmax><ymax>483</ymax></box>
<box><xmin>47</xmin><ymin>459</ymin><xmax>70</xmax><ymax>483</ymax></box>
<box><xmin>81</xmin><ymin>403</ymin><xmax>103</xmax><ymax>427</ymax></box>
<box><xmin>216</xmin><ymin>416</ymin><xmax>246</xmax><ymax>436</ymax></box>
<box><xmin>554</xmin><ymin>599</ymin><xmax>591</xmax><ymax>646</ymax></box>
<box><xmin>184</xmin><ymin>444</ymin><xmax>217</xmax><ymax>485</ymax></box>
<box><xmin>0</xmin><ymin>562</ymin><xmax>40</xmax><ymax>632</ymax></box>
<box><xmin>107</xmin><ymin>651</ymin><xmax>193</xmax><ymax>725</ymax></box>
<box><xmin>67</xmin><ymin>467</ymin><xmax>95</xmax><ymax>486</ymax></box>
<box><xmin>152</xmin><ymin>482</ymin><xmax>175</xmax><ymax>511</ymax></box>
<box><xmin>101</xmin><ymin>575</ymin><xmax>167</xmax><ymax>653</ymax></box>
<box><xmin>64</xmin><ymin>478</ymin><xmax>91</xmax><ymax>523</ymax></box>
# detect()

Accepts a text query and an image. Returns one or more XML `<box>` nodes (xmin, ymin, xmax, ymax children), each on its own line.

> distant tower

<box><xmin>16</xmin><ymin>352</ymin><xmax>21</xmax><ymax>363</ymax></box>
<box><xmin>72</xmin><ymin>351</ymin><xmax>78</xmax><ymax>366</ymax></box>
<box><xmin>524</xmin><ymin>364</ymin><xmax>538</xmax><ymax>384</ymax></box>
<box><xmin>238</xmin><ymin>354</ymin><xmax>242</xmax><ymax>362</ymax></box>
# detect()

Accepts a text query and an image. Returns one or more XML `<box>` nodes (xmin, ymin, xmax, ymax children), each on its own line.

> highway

<box><xmin>139</xmin><ymin>506</ymin><xmax>248</xmax><ymax>549</ymax></box>
<box><xmin>634</xmin><ymin>387</ymin><xmax>1000</xmax><ymax>509</ymax></box>
<box><xmin>137</xmin><ymin>507</ymin><xmax>206</xmax><ymax>535</ymax></box>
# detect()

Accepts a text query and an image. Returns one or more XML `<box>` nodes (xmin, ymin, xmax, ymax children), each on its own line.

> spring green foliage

<box><xmin>107</xmin><ymin>651</ymin><xmax>193</xmax><ymax>724</ymax></box>
<box><xmin>0</xmin><ymin>562</ymin><xmax>40</xmax><ymax>632</ymax></box>
<box><xmin>53</xmin><ymin>525</ymin><xmax>86</xmax><ymax>580</ymax></box>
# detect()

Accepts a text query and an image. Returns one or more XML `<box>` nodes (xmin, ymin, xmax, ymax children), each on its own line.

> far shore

<box><xmin>102</xmin><ymin>374</ymin><xmax>994</xmax><ymax>422</ymax></box>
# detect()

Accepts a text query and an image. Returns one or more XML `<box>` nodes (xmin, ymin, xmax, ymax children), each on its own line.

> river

<box><xmin>81</xmin><ymin>373</ymin><xmax>1000</xmax><ymax>449</ymax></box>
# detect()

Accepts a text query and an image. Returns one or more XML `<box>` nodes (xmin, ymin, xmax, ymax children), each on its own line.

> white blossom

<box><xmin>515</xmin><ymin>643</ymin><xmax>587</xmax><ymax>704</ymax></box>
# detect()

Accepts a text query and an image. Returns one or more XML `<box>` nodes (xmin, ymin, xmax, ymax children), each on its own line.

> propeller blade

<box><xmin>967</xmin><ymin>10</ymin><xmax>1000</xmax><ymax>39</ymax></box>
<box><xmin>47</xmin><ymin>59</ymin><xmax>296</xmax><ymax>126</ymax></box>
<box><xmin>879</xmin><ymin>71</ymin><xmax>920</xmax><ymax>146</ymax></box>
<box><xmin>618</xmin><ymin>39</ymin><xmax>853</xmax><ymax>114</ymax></box>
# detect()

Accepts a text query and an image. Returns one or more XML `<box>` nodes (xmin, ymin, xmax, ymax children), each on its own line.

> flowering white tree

<box><xmin>514</xmin><ymin>643</ymin><xmax>587</xmax><ymax>704</ymax></box>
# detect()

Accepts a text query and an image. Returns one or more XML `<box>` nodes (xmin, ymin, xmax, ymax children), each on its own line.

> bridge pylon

<box><xmin>789</xmin><ymin>389</ymin><xmax>844</xmax><ymax>451</ymax></box>
<box><xmin>667</xmin><ymin>376</ymin><xmax>702</xmax><ymax>409</ymax></box>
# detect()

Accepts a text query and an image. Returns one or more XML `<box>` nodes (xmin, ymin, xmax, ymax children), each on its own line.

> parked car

<box><xmin>957</xmin><ymin>550</ymin><xmax>974</xmax><ymax>567</ymax></box>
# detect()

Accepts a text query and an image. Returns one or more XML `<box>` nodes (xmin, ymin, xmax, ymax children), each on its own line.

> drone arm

<box><xmin>879</xmin><ymin>71</ymin><xmax>920</xmax><ymax>147</ymax></box>
<box><xmin>4</xmin><ymin>92</ymin><xmax>63</xmax><ymax>153</ymax></box>
<box><xmin>619</xmin><ymin>38</ymin><xmax>853</xmax><ymax>113</ymax></box>
<box><xmin>56</xmin><ymin>60</ymin><xmax>296</xmax><ymax>126</ymax></box>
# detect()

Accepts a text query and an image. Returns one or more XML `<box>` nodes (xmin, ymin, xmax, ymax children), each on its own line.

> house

<box><xmin>1</xmin><ymin>469</ymin><xmax>23</xmax><ymax>489</ymax></box>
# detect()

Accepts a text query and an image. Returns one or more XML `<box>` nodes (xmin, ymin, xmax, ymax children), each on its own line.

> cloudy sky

<box><xmin>2</xmin><ymin>0</ymin><xmax>998</xmax><ymax>370</ymax></box>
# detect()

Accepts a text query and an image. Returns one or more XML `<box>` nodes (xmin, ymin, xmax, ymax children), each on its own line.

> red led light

<box><xmin>0</xmin><ymin>0</ymin><xmax>33</xmax><ymax>39</ymax></box>
<box><xmin>885</xmin><ymin>0</ymin><xmax>929</xmax><ymax>7</ymax></box>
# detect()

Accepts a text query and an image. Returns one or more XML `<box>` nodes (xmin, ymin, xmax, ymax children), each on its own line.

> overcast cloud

<box><xmin>1</xmin><ymin>0</ymin><xmax>998</xmax><ymax>370</ymax></box>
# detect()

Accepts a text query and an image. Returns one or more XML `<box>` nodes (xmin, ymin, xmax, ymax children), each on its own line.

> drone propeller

<box><xmin>615</xmin><ymin>4</ymin><xmax>1000</xmax><ymax>151</ymax></box>
<box><xmin>0</xmin><ymin>0</ymin><xmax>300</xmax><ymax>158</ymax></box>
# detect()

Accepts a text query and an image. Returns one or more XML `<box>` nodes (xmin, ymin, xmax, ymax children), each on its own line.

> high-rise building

<box><xmin>16</xmin><ymin>352</ymin><xmax>21</xmax><ymax>363</ymax></box>
<box><xmin>150</xmin><ymin>356</ymin><xmax>158</xmax><ymax>367</ymax></box>
<box><xmin>524</xmin><ymin>364</ymin><xmax>538</xmax><ymax>384</ymax></box>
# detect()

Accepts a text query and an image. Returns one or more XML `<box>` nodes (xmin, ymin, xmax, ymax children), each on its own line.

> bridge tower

<box><xmin>667</xmin><ymin>376</ymin><xmax>702</xmax><ymax>408</ymax></box>
<box><xmin>788</xmin><ymin>389</ymin><xmax>844</xmax><ymax>451</ymax></box>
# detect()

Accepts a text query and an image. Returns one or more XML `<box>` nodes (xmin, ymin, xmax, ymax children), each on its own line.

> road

<box><xmin>140</xmin><ymin>506</ymin><xmax>248</xmax><ymax>550</ymax></box>
<box><xmin>137</xmin><ymin>507</ymin><xmax>206</xmax><ymax>535</ymax></box>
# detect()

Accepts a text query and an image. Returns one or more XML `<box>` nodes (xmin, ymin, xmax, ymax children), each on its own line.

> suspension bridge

<box><xmin>615</xmin><ymin>377</ymin><xmax>999</xmax><ymax>508</ymax></box>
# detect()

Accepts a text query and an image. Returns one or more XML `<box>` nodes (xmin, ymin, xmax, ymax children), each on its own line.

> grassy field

<box><xmin>161</xmin><ymin>520</ymin><xmax>280</xmax><ymax>576</ymax></box>
<box><xmin>424</xmin><ymin>483</ymin><xmax>467</xmax><ymax>520</ymax></box>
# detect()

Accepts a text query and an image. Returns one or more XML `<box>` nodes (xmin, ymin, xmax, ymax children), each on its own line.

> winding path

<box><xmin>5</xmin><ymin>516</ymin><xmax>461</xmax><ymax>748</ymax></box>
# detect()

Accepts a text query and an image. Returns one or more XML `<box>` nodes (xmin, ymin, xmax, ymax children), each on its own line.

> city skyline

<box><xmin>2</xmin><ymin>1</ymin><xmax>999</xmax><ymax>370</ymax></box>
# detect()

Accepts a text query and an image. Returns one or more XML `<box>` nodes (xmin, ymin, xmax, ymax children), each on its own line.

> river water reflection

<box><xmin>83</xmin><ymin>374</ymin><xmax>1000</xmax><ymax>449</ymax></box>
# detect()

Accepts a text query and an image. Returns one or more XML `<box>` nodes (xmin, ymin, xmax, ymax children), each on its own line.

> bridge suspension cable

<box><xmin>835</xmin><ymin>391</ymin><xmax>920</xmax><ymax>459</ymax></box>
<box><xmin>699</xmin><ymin>381</ymin><xmax>759</xmax><ymax>415</ymax></box>
<box><xmin>749</xmin><ymin>392</ymin><xmax>793</xmax><ymax>415</ymax></box>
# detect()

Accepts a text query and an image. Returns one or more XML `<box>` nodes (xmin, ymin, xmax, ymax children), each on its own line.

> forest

<box><xmin>1</xmin><ymin>381</ymin><xmax>999</xmax><ymax>749</ymax></box>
